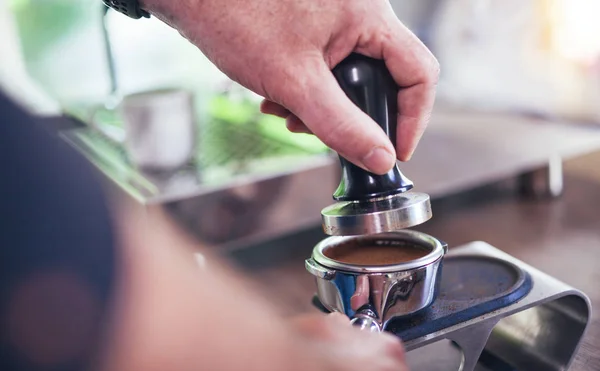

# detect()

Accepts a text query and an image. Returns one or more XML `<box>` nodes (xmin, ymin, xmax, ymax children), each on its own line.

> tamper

<box><xmin>321</xmin><ymin>53</ymin><xmax>432</xmax><ymax>236</ymax></box>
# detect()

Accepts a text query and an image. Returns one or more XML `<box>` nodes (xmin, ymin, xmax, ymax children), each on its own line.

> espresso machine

<box><xmin>305</xmin><ymin>54</ymin><xmax>591</xmax><ymax>371</ymax></box>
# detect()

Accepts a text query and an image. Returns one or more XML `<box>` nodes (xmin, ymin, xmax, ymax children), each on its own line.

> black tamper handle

<box><xmin>332</xmin><ymin>53</ymin><xmax>413</xmax><ymax>201</ymax></box>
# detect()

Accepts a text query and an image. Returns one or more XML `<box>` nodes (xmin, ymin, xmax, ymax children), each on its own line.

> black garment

<box><xmin>0</xmin><ymin>93</ymin><xmax>116</xmax><ymax>371</ymax></box>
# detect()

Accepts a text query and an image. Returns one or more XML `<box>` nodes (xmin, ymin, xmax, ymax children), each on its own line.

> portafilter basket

<box><xmin>305</xmin><ymin>230</ymin><xmax>447</xmax><ymax>332</ymax></box>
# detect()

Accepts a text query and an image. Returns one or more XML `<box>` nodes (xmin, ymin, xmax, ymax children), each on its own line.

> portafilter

<box><xmin>306</xmin><ymin>230</ymin><xmax>447</xmax><ymax>332</ymax></box>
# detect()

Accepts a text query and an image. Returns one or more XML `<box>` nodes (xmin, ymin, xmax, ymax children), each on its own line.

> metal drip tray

<box><xmin>61</xmin><ymin>120</ymin><xmax>339</xmax><ymax>248</ymax></box>
<box><xmin>60</xmin><ymin>105</ymin><xmax>600</xmax><ymax>249</ymax></box>
<box><xmin>61</xmin><ymin>119</ymin><xmax>334</xmax><ymax>204</ymax></box>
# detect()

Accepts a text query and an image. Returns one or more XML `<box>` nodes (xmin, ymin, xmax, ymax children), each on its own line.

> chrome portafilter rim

<box><xmin>311</xmin><ymin>230</ymin><xmax>445</xmax><ymax>274</ymax></box>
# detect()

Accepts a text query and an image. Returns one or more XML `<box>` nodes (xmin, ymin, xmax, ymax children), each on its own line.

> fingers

<box><xmin>380</xmin><ymin>332</ymin><xmax>407</xmax><ymax>365</ymax></box>
<box><xmin>356</xmin><ymin>13</ymin><xmax>439</xmax><ymax>161</ymax></box>
<box><xmin>290</xmin><ymin>311</ymin><xmax>407</xmax><ymax>370</ymax></box>
<box><xmin>289</xmin><ymin>313</ymin><xmax>326</xmax><ymax>334</ymax></box>
<box><xmin>261</xmin><ymin>99</ymin><xmax>314</xmax><ymax>134</ymax></box>
<box><xmin>259</xmin><ymin>8</ymin><xmax>438</xmax><ymax>168</ymax></box>
<box><xmin>272</xmin><ymin>60</ymin><xmax>396</xmax><ymax>175</ymax></box>
<box><xmin>289</xmin><ymin>312</ymin><xmax>350</xmax><ymax>341</ymax></box>
<box><xmin>260</xmin><ymin>99</ymin><xmax>290</xmax><ymax>118</ymax></box>
<box><xmin>383</xmin><ymin>21</ymin><xmax>439</xmax><ymax>161</ymax></box>
<box><xmin>286</xmin><ymin>114</ymin><xmax>313</xmax><ymax>134</ymax></box>
<box><xmin>326</xmin><ymin>312</ymin><xmax>351</xmax><ymax>327</ymax></box>
<box><xmin>363</xmin><ymin>330</ymin><xmax>407</xmax><ymax>369</ymax></box>
<box><xmin>343</xmin><ymin>327</ymin><xmax>407</xmax><ymax>370</ymax></box>
<box><xmin>290</xmin><ymin>312</ymin><xmax>348</xmax><ymax>329</ymax></box>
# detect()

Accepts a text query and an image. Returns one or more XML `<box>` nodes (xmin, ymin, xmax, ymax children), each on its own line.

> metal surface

<box><xmin>397</xmin><ymin>108</ymin><xmax>600</xmax><ymax>200</ymax></box>
<box><xmin>399</xmin><ymin>242</ymin><xmax>591</xmax><ymax>371</ymax></box>
<box><xmin>385</xmin><ymin>255</ymin><xmax>533</xmax><ymax>341</ymax></box>
<box><xmin>61</xmin><ymin>123</ymin><xmax>337</xmax><ymax>249</ymax></box>
<box><xmin>518</xmin><ymin>155</ymin><xmax>564</xmax><ymax>199</ymax></box>
<box><xmin>306</xmin><ymin>231</ymin><xmax>446</xmax><ymax>327</ymax></box>
<box><xmin>350</xmin><ymin>308</ymin><xmax>381</xmax><ymax>332</ymax></box>
<box><xmin>61</xmin><ymin>120</ymin><xmax>331</xmax><ymax>204</ymax></box>
<box><xmin>310</xmin><ymin>241</ymin><xmax>591</xmax><ymax>370</ymax></box>
<box><xmin>321</xmin><ymin>192</ymin><xmax>432</xmax><ymax>236</ymax></box>
<box><xmin>61</xmin><ymin>107</ymin><xmax>600</xmax><ymax>249</ymax></box>
<box><xmin>120</xmin><ymin>89</ymin><xmax>197</xmax><ymax>171</ymax></box>
<box><xmin>164</xmin><ymin>163</ymin><xmax>338</xmax><ymax>248</ymax></box>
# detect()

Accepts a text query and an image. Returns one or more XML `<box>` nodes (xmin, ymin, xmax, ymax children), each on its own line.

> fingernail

<box><xmin>361</xmin><ymin>147</ymin><xmax>396</xmax><ymax>174</ymax></box>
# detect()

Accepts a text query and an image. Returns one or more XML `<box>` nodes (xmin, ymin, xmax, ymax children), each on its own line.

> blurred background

<box><xmin>3</xmin><ymin>2</ymin><xmax>600</xmax><ymax>354</ymax></box>
<box><xmin>3</xmin><ymin>0</ymin><xmax>600</xmax><ymax>241</ymax></box>
<box><xmin>3</xmin><ymin>0</ymin><xmax>600</xmax><ymax>245</ymax></box>
<box><xmin>4</xmin><ymin>0</ymin><xmax>600</xmax><ymax>118</ymax></box>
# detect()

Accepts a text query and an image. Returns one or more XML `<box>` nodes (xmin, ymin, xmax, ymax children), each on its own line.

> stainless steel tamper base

<box><xmin>321</xmin><ymin>192</ymin><xmax>432</xmax><ymax>236</ymax></box>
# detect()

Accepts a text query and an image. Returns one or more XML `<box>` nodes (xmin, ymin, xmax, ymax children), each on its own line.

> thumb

<box><xmin>276</xmin><ymin>59</ymin><xmax>396</xmax><ymax>175</ymax></box>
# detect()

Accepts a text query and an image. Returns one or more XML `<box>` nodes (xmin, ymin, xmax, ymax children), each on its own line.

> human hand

<box><xmin>99</xmin><ymin>202</ymin><xmax>407</xmax><ymax>371</ymax></box>
<box><xmin>291</xmin><ymin>312</ymin><xmax>408</xmax><ymax>371</ymax></box>
<box><xmin>140</xmin><ymin>0</ymin><xmax>439</xmax><ymax>175</ymax></box>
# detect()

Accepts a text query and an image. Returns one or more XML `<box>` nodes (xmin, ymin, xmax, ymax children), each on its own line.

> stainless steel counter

<box><xmin>61</xmin><ymin>106</ymin><xmax>600</xmax><ymax>249</ymax></box>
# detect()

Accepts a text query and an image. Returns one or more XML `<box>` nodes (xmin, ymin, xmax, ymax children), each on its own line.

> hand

<box><xmin>291</xmin><ymin>312</ymin><xmax>408</xmax><ymax>371</ymax></box>
<box><xmin>103</xmin><ymin>204</ymin><xmax>408</xmax><ymax>371</ymax></box>
<box><xmin>140</xmin><ymin>0</ymin><xmax>439</xmax><ymax>174</ymax></box>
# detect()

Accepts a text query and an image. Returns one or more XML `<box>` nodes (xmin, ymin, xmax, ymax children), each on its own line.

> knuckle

<box><xmin>265</xmin><ymin>58</ymin><xmax>320</xmax><ymax>110</ymax></box>
<box><xmin>323</xmin><ymin>123</ymin><xmax>376</xmax><ymax>160</ymax></box>
<box><xmin>409</xmin><ymin>50</ymin><xmax>440</xmax><ymax>86</ymax></box>
<box><xmin>380</xmin><ymin>21</ymin><xmax>441</xmax><ymax>86</ymax></box>
<box><xmin>429</xmin><ymin>57</ymin><xmax>441</xmax><ymax>84</ymax></box>
<box><xmin>411</xmin><ymin>56</ymin><xmax>440</xmax><ymax>87</ymax></box>
<box><xmin>317</xmin><ymin>121</ymin><xmax>350</xmax><ymax>150</ymax></box>
<box><xmin>417</xmin><ymin>50</ymin><xmax>441</xmax><ymax>85</ymax></box>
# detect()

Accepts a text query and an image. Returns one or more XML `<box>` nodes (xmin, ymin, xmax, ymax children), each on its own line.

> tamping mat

<box><xmin>313</xmin><ymin>255</ymin><xmax>532</xmax><ymax>341</ymax></box>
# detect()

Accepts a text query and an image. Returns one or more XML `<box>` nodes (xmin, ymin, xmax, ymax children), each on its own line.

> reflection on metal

<box><xmin>165</xmin><ymin>165</ymin><xmax>337</xmax><ymax>248</ymax></box>
<box><xmin>518</xmin><ymin>155</ymin><xmax>564</xmax><ymax>199</ymax></box>
<box><xmin>485</xmin><ymin>295</ymin><xmax>590</xmax><ymax>371</ymax></box>
<box><xmin>321</xmin><ymin>192</ymin><xmax>433</xmax><ymax>236</ymax></box>
<box><xmin>398</xmin><ymin>242</ymin><xmax>590</xmax><ymax>371</ymax></box>
<box><xmin>307</xmin><ymin>231</ymin><xmax>447</xmax><ymax>327</ymax></box>
<box><xmin>61</xmin><ymin>107</ymin><xmax>600</xmax><ymax>249</ymax></box>
<box><xmin>405</xmin><ymin>339</ymin><xmax>464</xmax><ymax>371</ymax></box>
<box><xmin>119</xmin><ymin>89</ymin><xmax>197</xmax><ymax>172</ymax></box>
<box><xmin>61</xmin><ymin>122</ymin><xmax>337</xmax><ymax>248</ymax></box>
